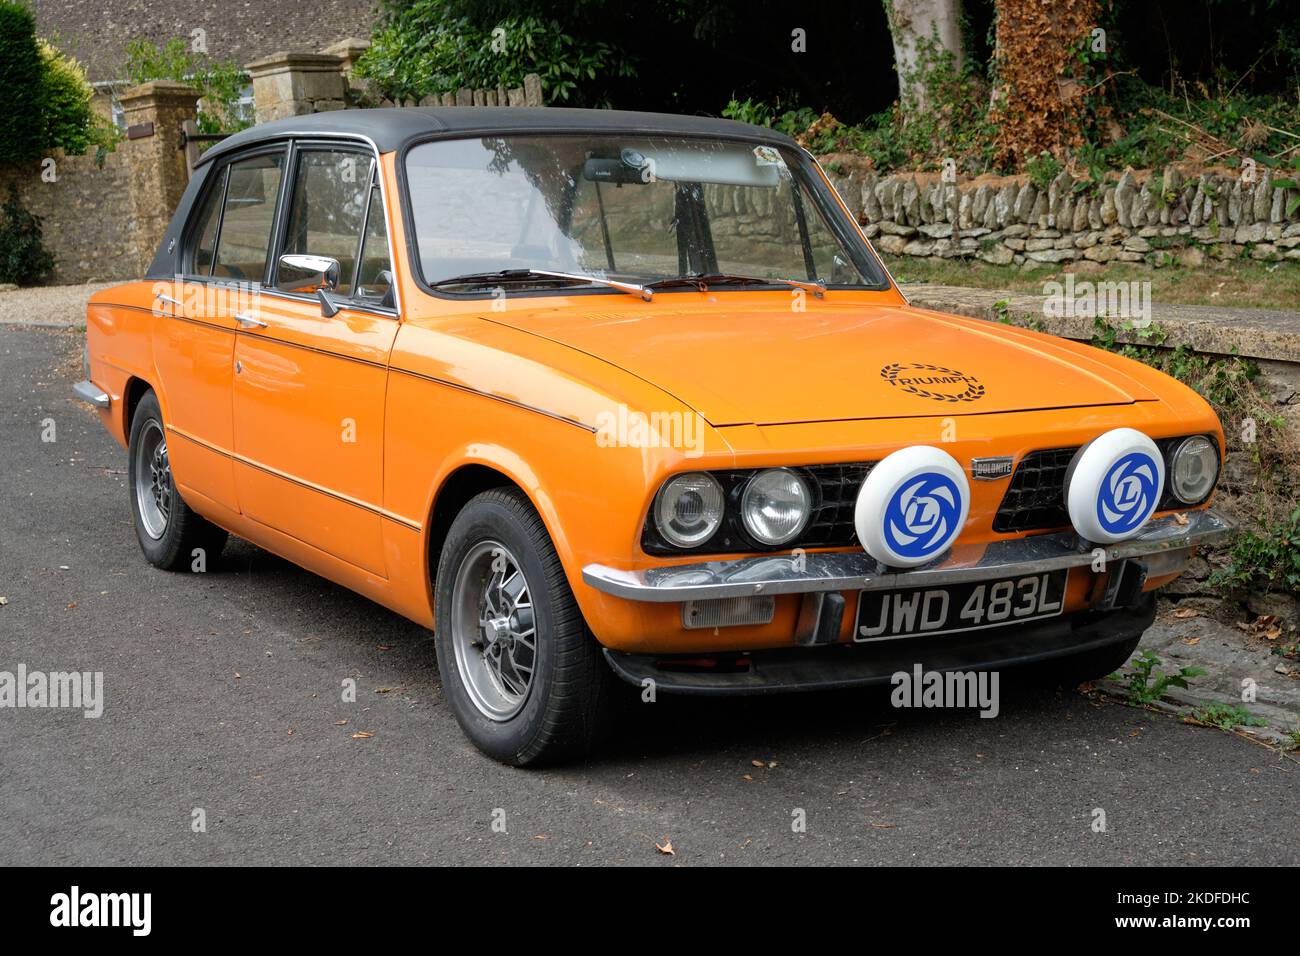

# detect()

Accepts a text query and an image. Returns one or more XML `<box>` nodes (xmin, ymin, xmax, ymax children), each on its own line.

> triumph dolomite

<box><xmin>74</xmin><ymin>108</ymin><xmax>1230</xmax><ymax>764</ymax></box>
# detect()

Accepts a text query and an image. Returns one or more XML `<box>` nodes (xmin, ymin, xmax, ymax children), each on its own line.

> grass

<box><xmin>1190</xmin><ymin>703</ymin><xmax>1268</xmax><ymax>731</ymax></box>
<box><xmin>1114</xmin><ymin>650</ymin><xmax>1206</xmax><ymax>706</ymax></box>
<box><xmin>883</xmin><ymin>255</ymin><xmax>1300</xmax><ymax>311</ymax></box>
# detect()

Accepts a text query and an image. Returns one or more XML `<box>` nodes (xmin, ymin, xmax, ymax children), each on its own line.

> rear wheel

<box><xmin>434</xmin><ymin>487</ymin><xmax>614</xmax><ymax>765</ymax></box>
<box><xmin>127</xmin><ymin>390</ymin><xmax>227</xmax><ymax>571</ymax></box>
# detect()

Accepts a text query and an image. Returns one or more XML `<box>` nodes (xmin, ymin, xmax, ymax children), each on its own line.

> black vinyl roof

<box><xmin>198</xmin><ymin>107</ymin><xmax>796</xmax><ymax>165</ymax></box>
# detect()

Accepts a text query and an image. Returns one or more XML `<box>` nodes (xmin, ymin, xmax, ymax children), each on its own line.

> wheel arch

<box><xmin>422</xmin><ymin>454</ymin><xmax>577</xmax><ymax>598</ymax></box>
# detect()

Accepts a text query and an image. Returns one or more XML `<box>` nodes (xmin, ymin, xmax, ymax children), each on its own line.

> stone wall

<box><xmin>824</xmin><ymin>161</ymin><xmax>1300</xmax><ymax>268</ymax></box>
<box><xmin>0</xmin><ymin>96</ymin><xmax>138</xmax><ymax>284</ymax></box>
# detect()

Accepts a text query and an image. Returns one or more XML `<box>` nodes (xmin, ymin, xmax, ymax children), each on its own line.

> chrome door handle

<box><xmin>155</xmin><ymin>293</ymin><xmax>182</xmax><ymax>309</ymax></box>
<box><xmin>236</xmin><ymin>313</ymin><xmax>267</xmax><ymax>329</ymax></box>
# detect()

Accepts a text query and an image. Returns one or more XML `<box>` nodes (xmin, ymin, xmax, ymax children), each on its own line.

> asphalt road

<box><xmin>1</xmin><ymin>325</ymin><xmax>1296</xmax><ymax>866</ymax></box>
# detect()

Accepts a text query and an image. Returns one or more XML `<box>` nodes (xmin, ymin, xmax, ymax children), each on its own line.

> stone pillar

<box><xmin>321</xmin><ymin>37</ymin><xmax>373</xmax><ymax>104</ymax></box>
<box><xmin>118</xmin><ymin>81</ymin><xmax>200</xmax><ymax>273</ymax></box>
<box><xmin>322</xmin><ymin>37</ymin><xmax>370</xmax><ymax>76</ymax></box>
<box><xmin>246</xmin><ymin>52</ymin><xmax>347</xmax><ymax>125</ymax></box>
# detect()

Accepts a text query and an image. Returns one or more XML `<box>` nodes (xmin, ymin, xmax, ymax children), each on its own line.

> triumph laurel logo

<box><xmin>881</xmin><ymin>362</ymin><xmax>985</xmax><ymax>403</ymax></box>
<box><xmin>1096</xmin><ymin>452</ymin><xmax>1160</xmax><ymax>535</ymax></box>
<box><xmin>883</xmin><ymin>473</ymin><xmax>963</xmax><ymax>559</ymax></box>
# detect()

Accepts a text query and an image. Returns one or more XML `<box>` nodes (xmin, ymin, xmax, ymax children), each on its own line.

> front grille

<box><xmin>802</xmin><ymin>462</ymin><xmax>874</xmax><ymax>547</ymax></box>
<box><xmin>993</xmin><ymin>447</ymin><xmax>1077</xmax><ymax>533</ymax></box>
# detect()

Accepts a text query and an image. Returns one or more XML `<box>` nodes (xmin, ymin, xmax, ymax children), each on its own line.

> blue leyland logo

<box><xmin>883</xmin><ymin>472</ymin><xmax>963</xmax><ymax>560</ymax></box>
<box><xmin>1096</xmin><ymin>452</ymin><xmax>1161</xmax><ymax>536</ymax></box>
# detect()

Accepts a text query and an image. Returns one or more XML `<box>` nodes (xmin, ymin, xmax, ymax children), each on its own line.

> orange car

<box><xmin>76</xmin><ymin>108</ymin><xmax>1229</xmax><ymax>764</ymax></box>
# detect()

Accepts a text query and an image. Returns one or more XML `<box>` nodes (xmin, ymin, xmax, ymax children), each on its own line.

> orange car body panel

<box><xmin>85</xmin><ymin>149</ymin><xmax>1224</xmax><ymax>654</ymax></box>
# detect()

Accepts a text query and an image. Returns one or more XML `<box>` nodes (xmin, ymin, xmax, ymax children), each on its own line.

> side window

<box><xmin>188</xmin><ymin>167</ymin><xmax>225</xmax><ymax>275</ymax></box>
<box><xmin>279</xmin><ymin>150</ymin><xmax>374</xmax><ymax>299</ymax></box>
<box><xmin>210</xmin><ymin>153</ymin><xmax>284</xmax><ymax>282</ymax></box>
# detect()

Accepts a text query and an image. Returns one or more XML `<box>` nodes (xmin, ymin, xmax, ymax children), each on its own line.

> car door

<box><xmin>152</xmin><ymin>147</ymin><xmax>286</xmax><ymax>514</ymax></box>
<box><xmin>230</xmin><ymin>143</ymin><xmax>399</xmax><ymax>576</ymax></box>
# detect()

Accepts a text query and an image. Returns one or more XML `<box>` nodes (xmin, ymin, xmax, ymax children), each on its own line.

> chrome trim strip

<box><xmin>72</xmin><ymin>380</ymin><xmax>110</xmax><ymax>409</ymax></box>
<box><xmin>388</xmin><ymin>366</ymin><xmax>598</xmax><ymax>433</ymax></box>
<box><xmin>582</xmin><ymin>510</ymin><xmax>1233</xmax><ymax>603</ymax></box>
<box><xmin>165</xmin><ymin>425</ymin><xmax>423</xmax><ymax>532</ymax></box>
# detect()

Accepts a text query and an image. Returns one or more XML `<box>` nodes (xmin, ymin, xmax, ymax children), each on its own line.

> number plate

<box><xmin>853</xmin><ymin>570</ymin><xmax>1069</xmax><ymax>642</ymax></box>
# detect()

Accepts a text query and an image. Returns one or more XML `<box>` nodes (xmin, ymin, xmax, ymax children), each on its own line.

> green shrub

<box><xmin>0</xmin><ymin>1</ymin><xmax>44</xmax><ymax>163</ymax></box>
<box><xmin>354</xmin><ymin>0</ymin><xmax>635</xmax><ymax>107</ymax></box>
<box><xmin>0</xmin><ymin>188</ymin><xmax>54</xmax><ymax>286</ymax></box>
<box><xmin>123</xmin><ymin>38</ymin><xmax>250</xmax><ymax>134</ymax></box>
<box><xmin>38</xmin><ymin>40</ymin><xmax>118</xmax><ymax>160</ymax></box>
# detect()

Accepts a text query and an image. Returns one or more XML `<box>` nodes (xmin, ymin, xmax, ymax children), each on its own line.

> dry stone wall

<box><xmin>824</xmin><ymin>164</ymin><xmax>1300</xmax><ymax>268</ymax></box>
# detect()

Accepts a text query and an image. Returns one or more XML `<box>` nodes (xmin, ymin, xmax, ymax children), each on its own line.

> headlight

<box><xmin>654</xmin><ymin>472</ymin><xmax>724</xmax><ymax>548</ymax></box>
<box><xmin>741</xmin><ymin>468</ymin><xmax>812</xmax><ymax>546</ymax></box>
<box><xmin>1169</xmin><ymin>436</ymin><xmax>1219</xmax><ymax>504</ymax></box>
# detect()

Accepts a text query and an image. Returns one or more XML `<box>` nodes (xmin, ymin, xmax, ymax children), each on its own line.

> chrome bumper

<box><xmin>582</xmin><ymin>510</ymin><xmax>1232</xmax><ymax>603</ymax></box>
<box><xmin>72</xmin><ymin>380</ymin><xmax>110</xmax><ymax>409</ymax></box>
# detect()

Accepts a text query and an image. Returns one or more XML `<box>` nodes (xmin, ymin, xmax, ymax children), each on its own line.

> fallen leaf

<box><xmin>767</xmin><ymin>761</ymin><xmax>778</xmax><ymax>769</ymax></box>
<box><xmin>66</xmin><ymin>602</ymin><xmax>76</xmax><ymax>609</ymax></box>
<box><xmin>1265</xmin><ymin>626</ymin><xmax>1282</xmax><ymax>640</ymax></box>
<box><xmin>0</xmin><ymin>597</ymin><xmax>8</xmax><ymax>606</ymax></box>
<box><xmin>334</xmin><ymin>720</ymin><xmax>348</xmax><ymax>726</ymax></box>
<box><xmin>751</xmin><ymin>759</ymin><xmax>766</xmax><ymax>768</ymax></box>
<box><xmin>234</xmin><ymin>672</ymin><xmax>241</xmax><ymax>679</ymax></box>
<box><xmin>351</xmin><ymin>731</ymin><xmax>374</xmax><ymax>739</ymax></box>
<box><xmin>741</xmin><ymin>774</ymin><xmax>753</xmax><ymax>781</ymax></box>
<box><xmin>1173</xmin><ymin>607</ymin><xmax>1200</xmax><ymax>618</ymax></box>
<box><xmin>654</xmin><ymin>839</ymin><xmax>675</xmax><ymax>856</ymax></box>
<box><xmin>377</xmin><ymin>644</ymin><xmax>393</xmax><ymax>652</ymax></box>
<box><xmin>376</xmin><ymin>687</ymin><xmax>394</xmax><ymax>694</ymax></box>
<box><xmin>1173</xmin><ymin>513</ymin><xmax>1189</xmax><ymax>526</ymax></box>
<box><xmin>1181</xmin><ymin>637</ymin><xmax>1201</xmax><ymax>646</ymax></box>
<box><xmin>870</xmin><ymin>823</ymin><xmax>895</xmax><ymax>829</ymax></box>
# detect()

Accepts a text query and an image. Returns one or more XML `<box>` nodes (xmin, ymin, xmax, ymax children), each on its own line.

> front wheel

<box><xmin>434</xmin><ymin>488</ymin><xmax>614</xmax><ymax>766</ymax></box>
<box><xmin>127</xmin><ymin>390</ymin><xmax>227</xmax><ymax>571</ymax></box>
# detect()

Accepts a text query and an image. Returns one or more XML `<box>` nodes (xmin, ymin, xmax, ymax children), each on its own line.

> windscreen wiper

<box><xmin>646</xmin><ymin>272</ymin><xmax>826</xmax><ymax>298</ymax></box>
<box><xmin>429</xmin><ymin>268</ymin><xmax>653</xmax><ymax>301</ymax></box>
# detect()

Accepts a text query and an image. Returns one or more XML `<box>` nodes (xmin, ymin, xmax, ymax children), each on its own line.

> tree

<box><xmin>0</xmin><ymin>1</ymin><xmax>44</xmax><ymax>163</ymax></box>
<box><xmin>987</xmin><ymin>0</ymin><xmax>1100</xmax><ymax>169</ymax></box>
<box><xmin>883</xmin><ymin>0</ymin><xmax>965</xmax><ymax>109</ymax></box>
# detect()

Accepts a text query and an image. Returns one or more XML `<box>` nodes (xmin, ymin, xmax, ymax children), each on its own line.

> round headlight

<box><xmin>1170</xmin><ymin>436</ymin><xmax>1219</xmax><ymax>504</ymax></box>
<box><xmin>654</xmin><ymin>472</ymin><xmax>724</xmax><ymax>548</ymax></box>
<box><xmin>741</xmin><ymin>468</ymin><xmax>812</xmax><ymax>546</ymax></box>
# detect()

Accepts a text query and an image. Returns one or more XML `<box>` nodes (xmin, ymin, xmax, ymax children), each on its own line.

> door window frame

<box><xmin>267</xmin><ymin>139</ymin><xmax>399</xmax><ymax>319</ymax></box>
<box><xmin>181</xmin><ymin>143</ymin><xmax>289</xmax><ymax>284</ymax></box>
<box><xmin>181</xmin><ymin>136</ymin><xmax>401</xmax><ymax>320</ymax></box>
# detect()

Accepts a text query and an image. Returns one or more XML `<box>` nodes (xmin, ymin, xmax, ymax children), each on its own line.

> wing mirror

<box><xmin>276</xmin><ymin>253</ymin><xmax>340</xmax><ymax>295</ymax></box>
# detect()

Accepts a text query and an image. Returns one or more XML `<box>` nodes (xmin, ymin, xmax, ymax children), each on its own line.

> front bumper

<box><xmin>582</xmin><ymin>509</ymin><xmax>1232</xmax><ymax>603</ymax></box>
<box><xmin>603</xmin><ymin>595</ymin><xmax>1157</xmax><ymax>694</ymax></box>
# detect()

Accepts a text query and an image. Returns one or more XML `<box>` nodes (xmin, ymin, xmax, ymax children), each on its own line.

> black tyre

<box><xmin>434</xmin><ymin>487</ymin><xmax>615</xmax><ymax>766</ymax></box>
<box><xmin>127</xmin><ymin>390</ymin><xmax>227</xmax><ymax>571</ymax></box>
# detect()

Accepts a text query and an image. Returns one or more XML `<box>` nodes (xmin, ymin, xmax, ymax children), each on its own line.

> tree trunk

<box><xmin>884</xmin><ymin>0</ymin><xmax>965</xmax><ymax>109</ymax></box>
<box><xmin>988</xmin><ymin>0</ymin><xmax>1100</xmax><ymax>169</ymax></box>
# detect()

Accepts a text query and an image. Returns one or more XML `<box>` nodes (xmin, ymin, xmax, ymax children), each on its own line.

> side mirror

<box><xmin>276</xmin><ymin>253</ymin><xmax>340</xmax><ymax>294</ymax></box>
